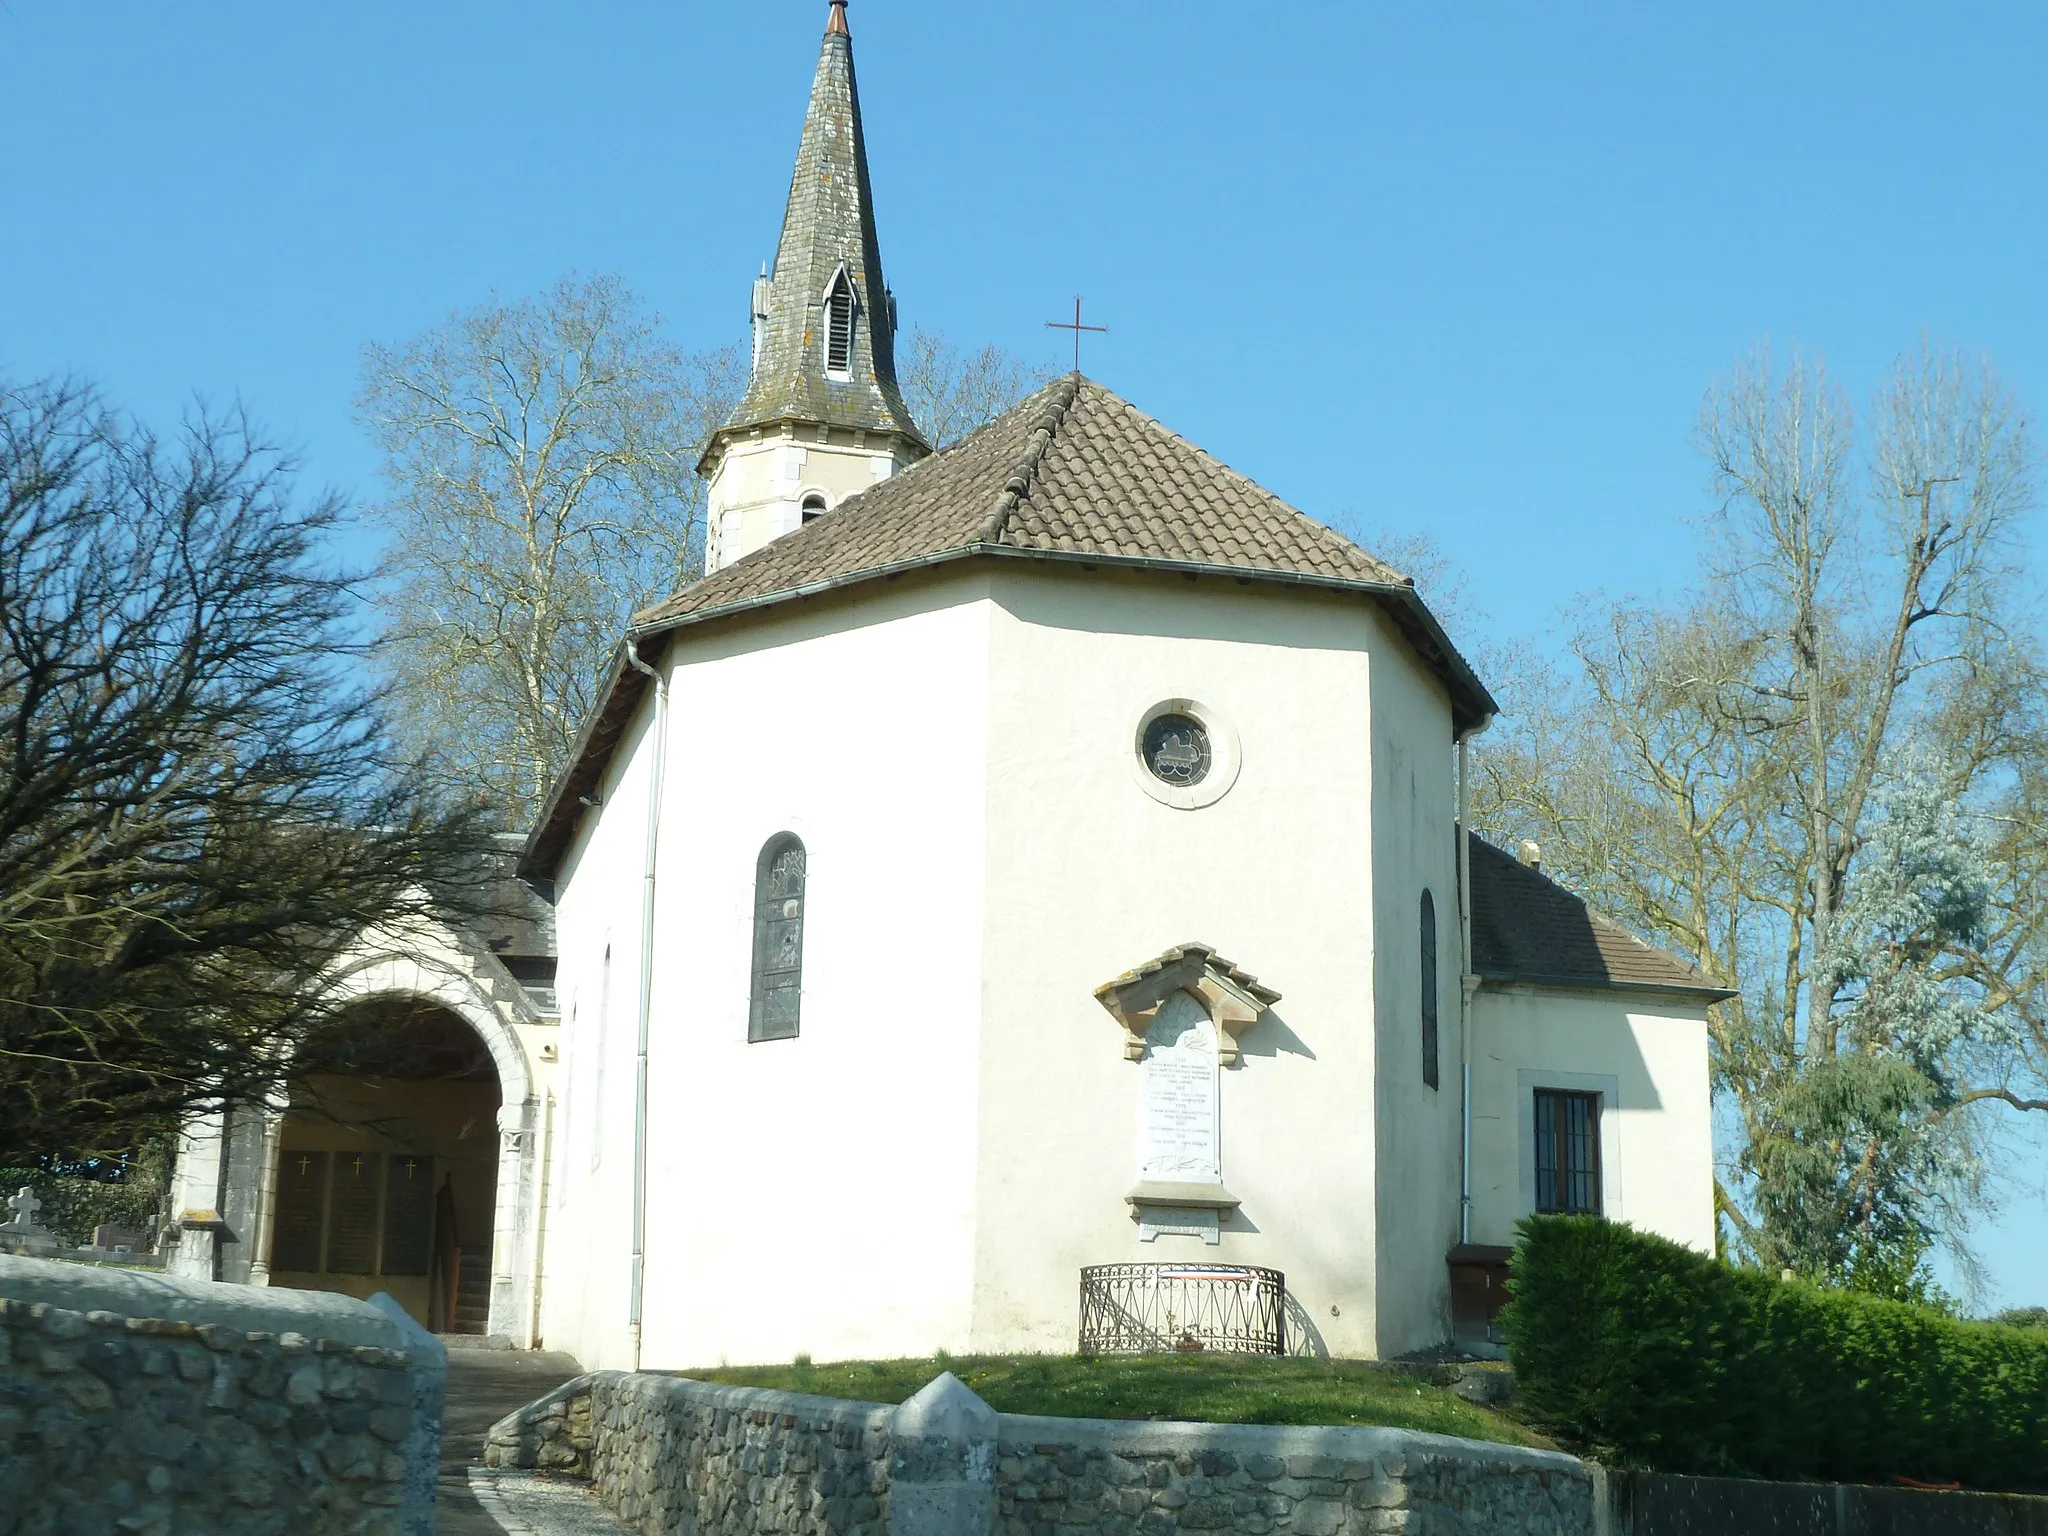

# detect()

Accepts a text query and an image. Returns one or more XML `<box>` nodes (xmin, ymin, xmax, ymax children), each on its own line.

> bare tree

<box><xmin>1474</xmin><ymin>341</ymin><xmax>2046</xmax><ymax>1286</ymax></box>
<box><xmin>897</xmin><ymin>324</ymin><xmax>1053</xmax><ymax>449</ymax></box>
<box><xmin>0</xmin><ymin>378</ymin><xmax>492</xmax><ymax>1163</ymax></box>
<box><xmin>358</xmin><ymin>274</ymin><xmax>743</xmax><ymax>826</ymax></box>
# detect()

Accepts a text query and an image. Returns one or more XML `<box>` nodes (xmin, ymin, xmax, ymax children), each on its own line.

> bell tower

<box><xmin>702</xmin><ymin>0</ymin><xmax>929</xmax><ymax>574</ymax></box>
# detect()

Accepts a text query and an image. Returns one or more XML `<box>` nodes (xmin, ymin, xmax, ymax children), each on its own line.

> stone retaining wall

<box><xmin>0</xmin><ymin>1253</ymin><xmax>443</xmax><ymax>1536</ymax></box>
<box><xmin>485</xmin><ymin>1371</ymin><xmax>1590</xmax><ymax>1536</ymax></box>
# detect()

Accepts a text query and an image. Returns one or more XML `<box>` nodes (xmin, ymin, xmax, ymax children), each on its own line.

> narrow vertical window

<box><xmin>1420</xmin><ymin>890</ymin><xmax>1439</xmax><ymax>1090</ymax></box>
<box><xmin>1534</xmin><ymin>1090</ymin><xmax>1603</xmax><ymax>1214</ymax></box>
<box><xmin>590</xmin><ymin>945</ymin><xmax>610</xmax><ymax>1170</ymax></box>
<box><xmin>823</xmin><ymin>271</ymin><xmax>854</xmax><ymax>376</ymax></box>
<box><xmin>750</xmin><ymin>835</ymin><xmax>807</xmax><ymax>1041</ymax></box>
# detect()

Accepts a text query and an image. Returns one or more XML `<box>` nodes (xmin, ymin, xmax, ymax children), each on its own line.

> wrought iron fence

<box><xmin>1078</xmin><ymin>1263</ymin><xmax>1286</xmax><ymax>1356</ymax></box>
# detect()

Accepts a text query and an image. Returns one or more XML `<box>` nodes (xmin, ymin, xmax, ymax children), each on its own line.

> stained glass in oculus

<box><xmin>1143</xmin><ymin>714</ymin><xmax>1212</xmax><ymax>786</ymax></box>
<box><xmin>750</xmin><ymin>836</ymin><xmax>807</xmax><ymax>1042</ymax></box>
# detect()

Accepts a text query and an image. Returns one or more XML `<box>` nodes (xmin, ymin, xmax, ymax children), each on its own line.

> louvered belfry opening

<box><xmin>824</xmin><ymin>272</ymin><xmax>854</xmax><ymax>376</ymax></box>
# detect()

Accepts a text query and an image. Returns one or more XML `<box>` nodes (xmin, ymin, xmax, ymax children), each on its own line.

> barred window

<box><xmin>1420</xmin><ymin>890</ymin><xmax>1439</xmax><ymax>1090</ymax></box>
<box><xmin>824</xmin><ymin>272</ymin><xmax>854</xmax><ymax>376</ymax></box>
<box><xmin>749</xmin><ymin>835</ymin><xmax>807</xmax><ymax>1042</ymax></box>
<box><xmin>1534</xmin><ymin>1090</ymin><xmax>1602</xmax><ymax>1214</ymax></box>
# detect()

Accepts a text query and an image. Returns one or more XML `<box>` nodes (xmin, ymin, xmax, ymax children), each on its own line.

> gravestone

<box><xmin>0</xmin><ymin>1187</ymin><xmax>59</xmax><ymax>1257</ymax></box>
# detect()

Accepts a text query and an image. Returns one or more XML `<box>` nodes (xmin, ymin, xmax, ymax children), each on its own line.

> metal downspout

<box><xmin>622</xmin><ymin>635</ymin><xmax>669</xmax><ymax>1372</ymax></box>
<box><xmin>1456</xmin><ymin>719</ymin><xmax>1491</xmax><ymax>1245</ymax></box>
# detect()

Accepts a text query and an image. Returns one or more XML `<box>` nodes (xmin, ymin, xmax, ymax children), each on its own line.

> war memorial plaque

<box><xmin>379</xmin><ymin>1155</ymin><xmax>435</xmax><ymax>1276</ymax></box>
<box><xmin>1141</xmin><ymin>993</ymin><xmax>1221</xmax><ymax>1182</ymax></box>
<box><xmin>325</xmin><ymin>1153</ymin><xmax>382</xmax><ymax>1275</ymax></box>
<box><xmin>271</xmin><ymin>1150</ymin><xmax>327</xmax><ymax>1272</ymax></box>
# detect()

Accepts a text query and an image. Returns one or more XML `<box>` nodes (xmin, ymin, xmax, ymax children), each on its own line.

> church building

<box><xmin>169</xmin><ymin>0</ymin><xmax>1725</xmax><ymax>1367</ymax></box>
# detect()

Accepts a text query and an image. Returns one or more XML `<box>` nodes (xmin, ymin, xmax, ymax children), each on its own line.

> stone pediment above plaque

<box><xmin>1093</xmin><ymin>943</ymin><xmax>1281</xmax><ymax>1066</ymax></box>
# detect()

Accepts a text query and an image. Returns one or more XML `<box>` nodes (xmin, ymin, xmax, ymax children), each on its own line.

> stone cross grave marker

<box><xmin>4</xmin><ymin>1186</ymin><xmax>42</xmax><ymax>1230</ymax></box>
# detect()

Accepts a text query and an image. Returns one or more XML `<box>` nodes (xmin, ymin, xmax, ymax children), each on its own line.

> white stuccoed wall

<box><xmin>1367</xmin><ymin>609</ymin><xmax>1464</xmax><ymax>1358</ymax></box>
<box><xmin>1465</xmin><ymin>986</ymin><xmax>1716</xmax><ymax>1254</ymax></box>
<box><xmin>537</xmin><ymin>558</ymin><xmax>1707</xmax><ymax>1368</ymax></box>
<box><xmin>973</xmin><ymin>566</ymin><xmax>1457</xmax><ymax>1361</ymax></box>
<box><xmin>542</xmin><ymin>573</ymin><xmax>993</xmax><ymax>1370</ymax></box>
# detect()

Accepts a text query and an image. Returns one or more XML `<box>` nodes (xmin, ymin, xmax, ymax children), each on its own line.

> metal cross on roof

<box><xmin>1046</xmin><ymin>296</ymin><xmax>1109</xmax><ymax>373</ymax></box>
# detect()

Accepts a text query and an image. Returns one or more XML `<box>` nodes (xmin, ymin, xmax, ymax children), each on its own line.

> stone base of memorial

<box><xmin>0</xmin><ymin>1252</ymin><xmax>445</xmax><ymax>1536</ymax></box>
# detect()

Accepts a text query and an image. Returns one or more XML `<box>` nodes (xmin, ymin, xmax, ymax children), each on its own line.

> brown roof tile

<box><xmin>1468</xmin><ymin>834</ymin><xmax>1731</xmax><ymax>1000</ymax></box>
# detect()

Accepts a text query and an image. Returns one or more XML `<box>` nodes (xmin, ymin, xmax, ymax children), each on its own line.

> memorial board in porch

<box><xmin>325</xmin><ymin>1153</ymin><xmax>382</xmax><ymax>1275</ymax></box>
<box><xmin>271</xmin><ymin>1150</ymin><xmax>327</xmax><ymax>1273</ymax></box>
<box><xmin>379</xmin><ymin>1155</ymin><xmax>435</xmax><ymax>1276</ymax></box>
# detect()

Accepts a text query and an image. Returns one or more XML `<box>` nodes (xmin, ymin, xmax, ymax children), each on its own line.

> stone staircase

<box><xmin>450</xmin><ymin>1251</ymin><xmax>493</xmax><ymax>1336</ymax></box>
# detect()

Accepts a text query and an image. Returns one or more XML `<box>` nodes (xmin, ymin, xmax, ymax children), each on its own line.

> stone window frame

<box><xmin>1128</xmin><ymin>697</ymin><xmax>1241</xmax><ymax>811</ymax></box>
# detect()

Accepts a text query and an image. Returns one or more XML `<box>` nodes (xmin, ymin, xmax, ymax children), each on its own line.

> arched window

<box><xmin>1420</xmin><ymin>891</ymin><xmax>1439</xmax><ymax>1090</ymax></box>
<box><xmin>823</xmin><ymin>270</ymin><xmax>854</xmax><ymax>376</ymax></box>
<box><xmin>749</xmin><ymin>835</ymin><xmax>807</xmax><ymax>1042</ymax></box>
<box><xmin>800</xmin><ymin>493</ymin><xmax>828</xmax><ymax>524</ymax></box>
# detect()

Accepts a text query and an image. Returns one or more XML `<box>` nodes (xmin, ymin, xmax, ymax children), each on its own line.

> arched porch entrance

<box><xmin>261</xmin><ymin>997</ymin><xmax>503</xmax><ymax>1332</ymax></box>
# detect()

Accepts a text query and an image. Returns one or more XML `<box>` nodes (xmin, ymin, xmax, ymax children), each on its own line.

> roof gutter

<box><xmin>1471</xmin><ymin>970</ymin><xmax>1739</xmax><ymax>1004</ymax></box>
<box><xmin>1455</xmin><ymin>717</ymin><xmax>1493</xmax><ymax>1247</ymax></box>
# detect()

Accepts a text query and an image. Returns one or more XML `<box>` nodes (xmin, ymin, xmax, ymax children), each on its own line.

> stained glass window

<box><xmin>1421</xmin><ymin>891</ymin><xmax>1439</xmax><ymax>1090</ymax></box>
<box><xmin>749</xmin><ymin>835</ymin><xmax>807</xmax><ymax>1042</ymax></box>
<box><xmin>1534</xmin><ymin>1090</ymin><xmax>1603</xmax><ymax>1215</ymax></box>
<box><xmin>1142</xmin><ymin>713</ymin><xmax>1212</xmax><ymax>786</ymax></box>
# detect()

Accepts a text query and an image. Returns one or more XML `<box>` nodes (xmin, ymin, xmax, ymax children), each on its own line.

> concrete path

<box><xmin>465</xmin><ymin>1469</ymin><xmax>638</xmax><ymax>1535</ymax></box>
<box><xmin>437</xmin><ymin>1347</ymin><xmax>629</xmax><ymax>1535</ymax></box>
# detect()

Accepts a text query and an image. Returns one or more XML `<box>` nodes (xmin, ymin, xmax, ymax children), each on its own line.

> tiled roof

<box><xmin>645</xmin><ymin>374</ymin><xmax>1442</xmax><ymax>623</ymax></box>
<box><xmin>523</xmin><ymin>376</ymin><xmax>1493</xmax><ymax>878</ymax></box>
<box><xmin>1467</xmin><ymin>834</ymin><xmax>1731</xmax><ymax>1000</ymax></box>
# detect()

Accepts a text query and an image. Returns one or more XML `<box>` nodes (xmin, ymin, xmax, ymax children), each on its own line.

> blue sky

<box><xmin>3</xmin><ymin>1</ymin><xmax>2043</xmax><ymax>1307</ymax></box>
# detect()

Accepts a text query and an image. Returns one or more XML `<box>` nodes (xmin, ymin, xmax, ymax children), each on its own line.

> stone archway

<box><xmin>241</xmin><ymin>944</ymin><xmax>543</xmax><ymax>1341</ymax></box>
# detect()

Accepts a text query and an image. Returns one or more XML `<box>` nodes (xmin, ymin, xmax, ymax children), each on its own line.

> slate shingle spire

<box><xmin>718</xmin><ymin>0</ymin><xmax>924</xmax><ymax>449</ymax></box>
<box><xmin>700</xmin><ymin>0</ymin><xmax>929</xmax><ymax>574</ymax></box>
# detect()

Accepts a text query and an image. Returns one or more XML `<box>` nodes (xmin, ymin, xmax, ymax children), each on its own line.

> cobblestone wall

<box><xmin>485</xmin><ymin>1371</ymin><xmax>1591</xmax><ymax>1536</ymax></box>
<box><xmin>0</xmin><ymin>1254</ymin><xmax>443</xmax><ymax>1536</ymax></box>
<box><xmin>488</xmin><ymin>1372</ymin><xmax>895</xmax><ymax>1535</ymax></box>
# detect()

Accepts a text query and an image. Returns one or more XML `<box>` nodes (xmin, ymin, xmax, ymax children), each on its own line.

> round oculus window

<box><xmin>1142</xmin><ymin>713</ymin><xmax>1212</xmax><ymax>786</ymax></box>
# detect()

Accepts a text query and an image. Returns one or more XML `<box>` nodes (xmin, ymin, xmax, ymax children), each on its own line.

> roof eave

<box><xmin>1473</xmin><ymin>969</ymin><xmax>1737</xmax><ymax>1004</ymax></box>
<box><xmin>524</xmin><ymin>541</ymin><xmax>1500</xmax><ymax>879</ymax></box>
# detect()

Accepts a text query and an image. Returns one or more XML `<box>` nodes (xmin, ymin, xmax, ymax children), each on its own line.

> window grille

<box><xmin>824</xmin><ymin>274</ymin><xmax>854</xmax><ymax>375</ymax></box>
<box><xmin>1421</xmin><ymin>890</ymin><xmax>1439</xmax><ymax>1090</ymax></box>
<box><xmin>749</xmin><ymin>835</ymin><xmax>807</xmax><ymax>1042</ymax></box>
<box><xmin>1534</xmin><ymin>1089</ymin><xmax>1603</xmax><ymax>1214</ymax></box>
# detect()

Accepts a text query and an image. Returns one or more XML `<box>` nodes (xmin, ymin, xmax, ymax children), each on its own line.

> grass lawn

<box><xmin>674</xmin><ymin>1354</ymin><xmax>1549</xmax><ymax>1449</ymax></box>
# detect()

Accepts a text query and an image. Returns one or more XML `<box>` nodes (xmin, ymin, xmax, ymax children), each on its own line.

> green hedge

<box><xmin>1501</xmin><ymin>1215</ymin><xmax>2048</xmax><ymax>1491</ymax></box>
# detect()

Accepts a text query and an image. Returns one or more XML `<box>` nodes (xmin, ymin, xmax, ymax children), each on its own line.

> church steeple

<box><xmin>702</xmin><ymin>0</ymin><xmax>928</xmax><ymax>573</ymax></box>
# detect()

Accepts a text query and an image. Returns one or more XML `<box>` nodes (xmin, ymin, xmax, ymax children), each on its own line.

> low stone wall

<box><xmin>0</xmin><ymin>1253</ymin><xmax>444</xmax><ymax>1536</ymax></box>
<box><xmin>486</xmin><ymin>1370</ymin><xmax>1590</xmax><ymax>1536</ymax></box>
